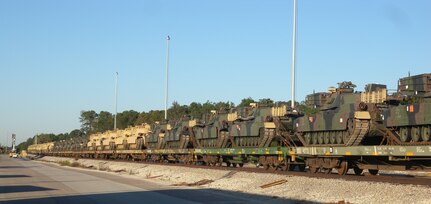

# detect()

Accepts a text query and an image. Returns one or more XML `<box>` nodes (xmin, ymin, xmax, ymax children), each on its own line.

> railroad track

<box><xmin>45</xmin><ymin>156</ymin><xmax>431</xmax><ymax>187</ymax></box>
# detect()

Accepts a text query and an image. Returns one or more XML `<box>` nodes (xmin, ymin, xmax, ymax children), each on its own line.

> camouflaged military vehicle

<box><xmin>165</xmin><ymin>116</ymin><xmax>196</xmax><ymax>149</ymax></box>
<box><xmin>381</xmin><ymin>73</ymin><xmax>431</xmax><ymax>144</ymax></box>
<box><xmin>146</xmin><ymin>121</ymin><xmax>173</xmax><ymax>149</ymax></box>
<box><xmin>66</xmin><ymin>137</ymin><xmax>87</xmax><ymax>151</ymax></box>
<box><xmin>193</xmin><ymin>110</ymin><xmax>231</xmax><ymax>148</ymax></box>
<box><xmin>192</xmin><ymin>103</ymin><xmax>292</xmax><ymax>149</ymax></box>
<box><xmin>229</xmin><ymin>103</ymin><xmax>290</xmax><ymax>147</ymax></box>
<box><xmin>294</xmin><ymin>82</ymin><xmax>372</xmax><ymax>146</ymax></box>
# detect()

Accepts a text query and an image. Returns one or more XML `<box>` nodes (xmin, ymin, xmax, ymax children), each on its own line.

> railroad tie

<box><xmin>259</xmin><ymin>179</ymin><xmax>288</xmax><ymax>189</ymax></box>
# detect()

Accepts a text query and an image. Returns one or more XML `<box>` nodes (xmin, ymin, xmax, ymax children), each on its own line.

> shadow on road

<box><xmin>0</xmin><ymin>175</ymin><xmax>31</xmax><ymax>178</ymax></box>
<box><xmin>0</xmin><ymin>185</ymin><xmax>54</xmax><ymax>194</ymax></box>
<box><xmin>0</xmin><ymin>166</ymin><xmax>27</xmax><ymax>169</ymax></box>
<box><xmin>1</xmin><ymin>188</ymin><xmax>313</xmax><ymax>204</ymax></box>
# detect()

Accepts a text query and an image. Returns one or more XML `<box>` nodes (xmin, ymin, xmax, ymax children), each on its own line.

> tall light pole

<box><xmin>165</xmin><ymin>35</ymin><xmax>170</xmax><ymax>120</ymax></box>
<box><xmin>11</xmin><ymin>134</ymin><xmax>16</xmax><ymax>152</ymax></box>
<box><xmin>291</xmin><ymin>0</ymin><xmax>297</xmax><ymax>109</ymax></box>
<box><xmin>114</xmin><ymin>72</ymin><xmax>118</xmax><ymax>130</ymax></box>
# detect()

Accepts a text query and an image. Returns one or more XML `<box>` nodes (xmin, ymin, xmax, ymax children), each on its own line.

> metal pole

<box><xmin>165</xmin><ymin>35</ymin><xmax>170</xmax><ymax>120</ymax></box>
<box><xmin>291</xmin><ymin>0</ymin><xmax>297</xmax><ymax>109</ymax></box>
<box><xmin>114</xmin><ymin>72</ymin><xmax>118</xmax><ymax>130</ymax></box>
<box><xmin>12</xmin><ymin>134</ymin><xmax>16</xmax><ymax>151</ymax></box>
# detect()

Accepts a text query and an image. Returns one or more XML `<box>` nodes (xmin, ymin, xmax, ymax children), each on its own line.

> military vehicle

<box><xmin>87</xmin><ymin>133</ymin><xmax>101</xmax><ymax>151</ymax></box>
<box><xmin>229</xmin><ymin>103</ymin><xmax>290</xmax><ymax>148</ymax></box>
<box><xmin>294</xmin><ymin>82</ymin><xmax>372</xmax><ymax>146</ymax></box>
<box><xmin>146</xmin><ymin>121</ymin><xmax>172</xmax><ymax>149</ymax></box>
<box><xmin>132</xmin><ymin>123</ymin><xmax>151</xmax><ymax>150</ymax></box>
<box><xmin>381</xmin><ymin>73</ymin><xmax>431</xmax><ymax>144</ymax></box>
<box><xmin>193</xmin><ymin>110</ymin><xmax>231</xmax><ymax>148</ymax></box>
<box><xmin>165</xmin><ymin>117</ymin><xmax>196</xmax><ymax>149</ymax></box>
<box><xmin>28</xmin><ymin>142</ymin><xmax>54</xmax><ymax>155</ymax></box>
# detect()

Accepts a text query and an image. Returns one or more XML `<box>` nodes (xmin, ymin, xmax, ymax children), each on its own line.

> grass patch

<box><xmin>59</xmin><ymin>160</ymin><xmax>71</xmax><ymax>166</ymax></box>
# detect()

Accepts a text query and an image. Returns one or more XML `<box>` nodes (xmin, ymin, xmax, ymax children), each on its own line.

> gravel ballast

<box><xmin>38</xmin><ymin>156</ymin><xmax>431</xmax><ymax>203</ymax></box>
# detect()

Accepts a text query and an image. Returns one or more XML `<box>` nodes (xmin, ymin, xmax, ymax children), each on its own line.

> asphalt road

<box><xmin>0</xmin><ymin>155</ymin><xmax>300</xmax><ymax>204</ymax></box>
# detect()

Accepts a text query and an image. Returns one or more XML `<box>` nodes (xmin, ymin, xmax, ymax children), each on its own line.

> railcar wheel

<box><xmin>298</xmin><ymin>164</ymin><xmax>306</xmax><ymax>172</ymax></box>
<box><xmin>411</xmin><ymin>127</ymin><xmax>421</xmax><ymax>142</ymax></box>
<box><xmin>217</xmin><ymin>158</ymin><xmax>223</xmax><ymax>167</ymax></box>
<box><xmin>336</xmin><ymin>160</ymin><xmax>348</xmax><ymax>175</ymax></box>
<box><xmin>421</xmin><ymin>126</ymin><xmax>430</xmax><ymax>142</ymax></box>
<box><xmin>239</xmin><ymin>163</ymin><xmax>244</xmax><ymax>168</ymax></box>
<box><xmin>324</xmin><ymin>168</ymin><xmax>332</xmax><ymax>174</ymax></box>
<box><xmin>369</xmin><ymin>169</ymin><xmax>379</xmax><ymax>175</ymax></box>
<box><xmin>353</xmin><ymin>166</ymin><xmax>363</xmax><ymax>175</ymax></box>
<box><xmin>399</xmin><ymin>127</ymin><xmax>411</xmax><ymax>142</ymax></box>
<box><xmin>309</xmin><ymin>166</ymin><xmax>319</xmax><ymax>173</ymax></box>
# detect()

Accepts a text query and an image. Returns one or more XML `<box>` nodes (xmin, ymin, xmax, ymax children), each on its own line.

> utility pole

<box><xmin>291</xmin><ymin>0</ymin><xmax>297</xmax><ymax>109</ymax></box>
<box><xmin>165</xmin><ymin>35</ymin><xmax>170</xmax><ymax>120</ymax></box>
<box><xmin>12</xmin><ymin>134</ymin><xmax>16</xmax><ymax>152</ymax></box>
<box><xmin>114</xmin><ymin>72</ymin><xmax>118</xmax><ymax>130</ymax></box>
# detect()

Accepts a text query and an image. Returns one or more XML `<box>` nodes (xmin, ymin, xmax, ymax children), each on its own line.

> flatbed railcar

<box><xmin>28</xmin><ymin>73</ymin><xmax>431</xmax><ymax>176</ymax></box>
<box><xmin>35</xmin><ymin>145</ymin><xmax>431</xmax><ymax>176</ymax></box>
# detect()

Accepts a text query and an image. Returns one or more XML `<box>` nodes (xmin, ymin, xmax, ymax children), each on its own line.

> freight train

<box><xmin>28</xmin><ymin>73</ymin><xmax>431</xmax><ymax>175</ymax></box>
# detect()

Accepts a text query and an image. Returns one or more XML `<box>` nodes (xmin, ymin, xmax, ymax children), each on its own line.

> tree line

<box><xmin>17</xmin><ymin>98</ymin><xmax>277</xmax><ymax>151</ymax></box>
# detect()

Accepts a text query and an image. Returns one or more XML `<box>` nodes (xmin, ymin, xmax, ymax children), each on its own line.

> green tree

<box><xmin>168</xmin><ymin>101</ymin><xmax>189</xmax><ymax>121</ymax></box>
<box><xmin>80</xmin><ymin>110</ymin><xmax>98</xmax><ymax>135</ymax></box>
<box><xmin>258</xmin><ymin>98</ymin><xmax>274</xmax><ymax>106</ymax></box>
<box><xmin>95</xmin><ymin>111</ymin><xmax>114</xmax><ymax>132</ymax></box>
<box><xmin>238</xmin><ymin>97</ymin><xmax>255</xmax><ymax>107</ymax></box>
<box><xmin>189</xmin><ymin>102</ymin><xmax>203</xmax><ymax>119</ymax></box>
<box><xmin>214</xmin><ymin>101</ymin><xmax>234</xmax><ymax>110</ymax></box>
<box><xmin>117</xmin><ymin>110</ymin><xmax>139</xmax><ymax>129</ymax></box>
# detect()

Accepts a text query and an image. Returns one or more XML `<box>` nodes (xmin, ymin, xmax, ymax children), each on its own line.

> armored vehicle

<box><xmin>66</xmin><ymin>137</ymin><xmax>87</xmax><ymax>151</ymax></box>
<box><xmin>229</xmin><ymin>103</ymin><xmax>289</xmax><ymax>147</ymax></box>
<box><xmin>133</xmin><ymin>123</ymin><xmax>151</xmax><ymax>150</ymax></box>
<box><xmin>165</xmin><ymin>117</ymin><xmax>196</xmax><ymax>149</ymax></box>
<box><xmin>382</xmin><ymin>73</ymin><xmax>431</xmax><ymax>143</ymax></box>
<box><xmin>193</xmin><ymin>110</ymin><xmax>231</xmax><ymax>148</ymax></box>
<box><xmin>146</xmin><ymin>121</ymin><xmax>172</xmax><ymax>149</ymax></box>
<box><xmin>87</xmin><ymin>133</ymin><xmax>101</xmax><ymax>151</ymax></box>
<box><xmin>294</xmin><ymin>82</ymin><xmax>372</xmax><ymax>146</ymax></box>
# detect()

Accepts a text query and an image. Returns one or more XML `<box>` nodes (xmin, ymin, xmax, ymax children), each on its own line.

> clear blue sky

<box><xmin>1</xmin><ymin>0</ymin><xmax>430</xmax><ymax>145</ymax></box>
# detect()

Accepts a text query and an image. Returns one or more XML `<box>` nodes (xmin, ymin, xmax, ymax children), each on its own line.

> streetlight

<box><xmin>114</xmin><ymin>72</ymin><xmax>118</xmax><ymax>130</ymax></box>
<box><xmin>291</xmin><ymin>0</ymin><xmax>297</xmax><ymax>109</ymax></box>
<box><xmin>165</xmin><ymin>35</ymin><xmax>170</xmax><ymax>120</ymax></box>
